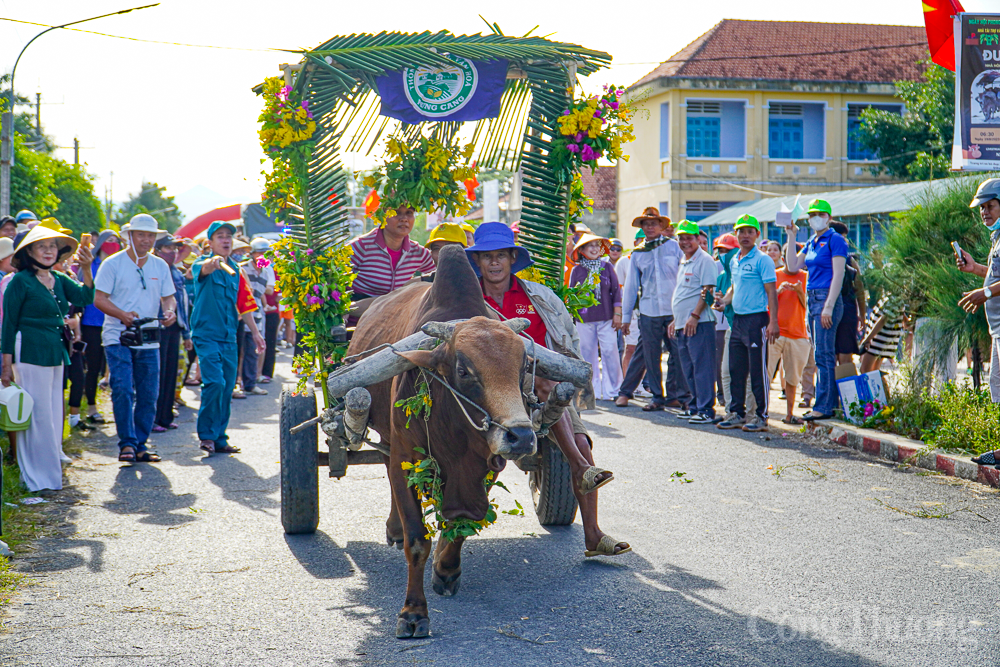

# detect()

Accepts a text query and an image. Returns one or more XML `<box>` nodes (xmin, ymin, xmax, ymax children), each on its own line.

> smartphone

<box><xmin>952</xmin><ymin>241</ymin><xmax>966</xmax><ymax>265</ymax></box>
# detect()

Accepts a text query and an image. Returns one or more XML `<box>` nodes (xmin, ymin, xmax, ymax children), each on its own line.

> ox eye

<box><xmin>457</xmin><ymin>367</ymin><xmax>468</xmax><ymax>378</ymax></box>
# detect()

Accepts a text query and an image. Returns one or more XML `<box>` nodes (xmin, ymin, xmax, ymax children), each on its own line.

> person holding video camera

<box><xmin>94</xmin><ymin>214</ymin><xmax>177</xmax><ymax>463</ymax></box>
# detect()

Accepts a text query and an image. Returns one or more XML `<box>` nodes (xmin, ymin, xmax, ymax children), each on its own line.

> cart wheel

<box><xmin>280</xmin><ymin>387</ymin><xmax>319</xmax><ymax>534</ymax></box>
<box><xmin>529</xmin><ymin>436</ymin><xmax>578</xmax><ymax>526</ymax></box>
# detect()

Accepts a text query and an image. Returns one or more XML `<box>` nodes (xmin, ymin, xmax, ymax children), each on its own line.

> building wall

<box><xmin>617</xmin><ymin>80</ymin><xmax>906</xmax><ymax>240</ymax></box>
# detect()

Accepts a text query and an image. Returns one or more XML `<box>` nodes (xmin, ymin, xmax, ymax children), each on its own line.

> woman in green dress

<box><xmin>0</xmin><ymin>225</ymin><xmax>93</xmax><ymax>493</ymax></box>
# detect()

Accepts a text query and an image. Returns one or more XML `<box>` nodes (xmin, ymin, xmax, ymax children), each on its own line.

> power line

<box><xmin>0</xmin><ymin>17</ymin><xmax>284</xmax><ymax>52</ymax></box>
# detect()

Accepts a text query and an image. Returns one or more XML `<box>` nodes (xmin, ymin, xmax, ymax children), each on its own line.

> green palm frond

<box><xmin>266</xmin><ymin>29</ymin><xmax>609</xmax><ymax>284</ymax></box>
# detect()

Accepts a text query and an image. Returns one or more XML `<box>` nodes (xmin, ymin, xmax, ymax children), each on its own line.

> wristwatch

<box><xmin>986</xmin><ymin>285</ymin><xmax>994</xmax><ymax>299</ymax></box>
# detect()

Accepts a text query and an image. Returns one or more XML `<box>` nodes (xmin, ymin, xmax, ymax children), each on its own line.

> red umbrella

<box><xmin>175</xmin><ymin>204</ymin><xmax>244</xmax><ymax>239</ymax></box>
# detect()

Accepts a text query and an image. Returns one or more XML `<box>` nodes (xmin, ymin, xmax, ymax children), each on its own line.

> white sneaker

<box><xmin>634</xmin><ymin>388</ymin><xmax>653</xmax><ymax>398</ymax></box>
<box><xmin>60</xmin><ymin>452</ymin><xmax>72</xmax><ymax>463</ymax></box>
<box><xmin>249</xmin><ymin>386</ymin><xmax>268</xmax><ymax>395</ymax></box>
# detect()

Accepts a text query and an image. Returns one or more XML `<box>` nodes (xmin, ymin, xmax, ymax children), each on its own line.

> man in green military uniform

<box><xmin>191</xmin><ymin>222</ymin><xmax>265</xmax><ymax>455</ymax></box>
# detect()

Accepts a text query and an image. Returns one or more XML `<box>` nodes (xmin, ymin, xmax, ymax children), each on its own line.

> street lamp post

<box><xmin>0</xmin><ymin>4</ymin><xmax>159</xmax><ymax>216</ymax></box>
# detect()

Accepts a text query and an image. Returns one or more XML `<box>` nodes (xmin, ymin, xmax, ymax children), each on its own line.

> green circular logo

<box><xmin>403</xmin><ymin>54</ymin><xmax>479</xmax><ymax>118</ymax></box>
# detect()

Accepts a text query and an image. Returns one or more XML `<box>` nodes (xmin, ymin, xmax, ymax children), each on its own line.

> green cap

<box><xmin>807</xmin><ymin>198</ymin><xmax>832</xmax><ymax>215</ymax></box>
<box><xmin>675</xmin><ymin>219</ymin><xmax>700</xmax><ymax>236</ymax></box>
<box><xmin>733</xmin><ymin>214</ymin><xmax>760</xmax><ymax>232</ymax></box>
<box><xmin>634</xmin><ymin>229</ymin><xmax>646</xmax><ymax>240</ymax></box>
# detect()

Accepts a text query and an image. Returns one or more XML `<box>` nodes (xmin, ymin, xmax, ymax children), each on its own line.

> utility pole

<box><xmin>0</xmin><ymin>4</ymin><xmax>160</xmax><ymax>217</ymax></box>
<box><xmin>35</xmin><ymin>93</ymin><xmax>40</xmax><ymax>135</ymax></box>
<box><xmin>105</xmin><ymin>171</ymin><xmax>114</xmax><ymax>223</ymax></box>
<box><xmin>73</xmin><ymin>137</ymin><xmax>79</xmax><ymax>165</ymax></box>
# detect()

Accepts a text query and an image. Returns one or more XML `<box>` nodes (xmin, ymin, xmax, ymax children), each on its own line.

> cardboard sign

<box><xmin>837</xmin><ymin>371</ymin><xmax>889</xmax><ymax>424</ymax></box>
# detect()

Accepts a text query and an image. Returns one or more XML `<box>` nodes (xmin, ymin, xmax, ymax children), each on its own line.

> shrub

<box><xmin>925</xmin><ymin>383</ymin><xmax>1000</xmax><ymax>455</ymax></box>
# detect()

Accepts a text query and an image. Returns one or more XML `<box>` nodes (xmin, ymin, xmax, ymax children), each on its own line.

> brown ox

<box><xmin>347</xmin><ymin>244</ymin><xmax>538</xmax><ymax>639</ymax></box>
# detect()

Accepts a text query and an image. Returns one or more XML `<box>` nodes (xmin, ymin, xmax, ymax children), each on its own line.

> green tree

<box><xmin>856</xmin><ymin>63</ymin><xmax>954</xmax><ymax>181</ymax></box>
<box><xmin>50</xmin><ymin>161</ymin><xmax>106</xmax><ymax>234</ymax></box>
<box><xmin>114</xmin><ymin>182</ymin><xmax>183</xmax><ymax>232</ymax></box>
<box><xmin>866</xmin><ymin>175</ymin><xmax>994</xmax><ymax>387</ymax></box>
<box><xmin>10</xmin><ymin>135</ymin><xmax>58</xmax><ymax>216</ymax></box>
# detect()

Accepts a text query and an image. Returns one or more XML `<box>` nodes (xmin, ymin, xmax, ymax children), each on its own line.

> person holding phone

<box><xmin>782</xmin><ymin>199</ymin><xmax>848</xmax><ymax>421</ymax></box>
<box><xmin>957</xmin><ymin>179</ymin><xmax>1000</xmax><ymax>466</ymax></box>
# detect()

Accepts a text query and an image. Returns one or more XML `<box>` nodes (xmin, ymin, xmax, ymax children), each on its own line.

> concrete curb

<box><xmin>805</xmin><ymin>420</ymin><xmax>1000</xmax><ymax>489</ymax></box>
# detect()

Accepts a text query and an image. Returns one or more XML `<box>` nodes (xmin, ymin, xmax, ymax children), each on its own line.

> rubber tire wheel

<box><xmin>280</xmin><ymin>387</ymin><xmax>319</xmax><ymax>534</ymax></box>
<box><xmin>529</xmin><ymin>436</ymin><xmax>578</xmax><ymax>525</ymax></box>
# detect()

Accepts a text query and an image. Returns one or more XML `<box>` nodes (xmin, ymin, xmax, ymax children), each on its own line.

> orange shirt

<box><xmin>774</xmin><ymin>268</ymin><xmax>808</xmax><ymax>339</ymax></box>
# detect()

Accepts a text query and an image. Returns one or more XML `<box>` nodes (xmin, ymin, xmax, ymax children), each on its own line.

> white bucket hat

<box><xmin>0</xmin><ymin>237</ymin><xmax>15</xmax><ymax>262</ymax></box>
<box><xmin>250</xmin><ymin>238</ymin><xmax>271</xmax><ymax>253</ymax></box>
<box><xmin>121</xmin><ymin>213</ymin><xmax>167</xmax><ymax>239</ymax></box>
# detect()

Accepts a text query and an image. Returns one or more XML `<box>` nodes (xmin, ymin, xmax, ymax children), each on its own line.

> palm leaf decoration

<box><xmin>255</xmin><ymin>28</ymin><xmax>611</xmax><ymax>282</ymax></box>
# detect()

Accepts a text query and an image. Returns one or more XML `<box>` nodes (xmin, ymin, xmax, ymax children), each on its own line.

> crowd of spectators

<box><xmin>0</xmin><ymin>210</ymin><xmax>288</xmax><ymax>494</ymax></box>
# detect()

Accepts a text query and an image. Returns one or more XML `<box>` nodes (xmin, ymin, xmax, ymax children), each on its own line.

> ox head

<box><xmin>396</xmin><ymin>316</ymin><xmax>537</xmax><ymax>462</ymax></box>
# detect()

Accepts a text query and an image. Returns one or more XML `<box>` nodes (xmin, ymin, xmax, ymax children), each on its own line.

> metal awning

<box><xmin>696</xmin><ymin>177</ymin><xmax>974</xmax><ymax>227</ymax></box>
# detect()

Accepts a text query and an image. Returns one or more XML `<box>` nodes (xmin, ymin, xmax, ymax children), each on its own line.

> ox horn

<box><xmin>421</xmin><ymin>321</ymin><xmax>456</xmax><ymax>341</ymax></box>
<box><xmin>326</xmin><ymin>318</ymin><xmax>594</xmax><ymax>400</ymax></box>
<box><xmin>502</xmin><ymin>317</ymin><xmax>530</xmax><ymax>334</ymax></box>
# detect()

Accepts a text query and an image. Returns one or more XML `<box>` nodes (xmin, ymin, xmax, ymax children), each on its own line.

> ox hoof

<box><xmin>386</xmin><ymin>530</ymin><xmax>404</xmax><ymax>550</ymax></box>
<box><xmin>396</xmin><ymin>614</ymin><xmax>430</xmax><ymax>639</ymax></box>
<box><xmin>432</xmin><ymin>570</ymin><xmax>461</xmax><ymax>597</ymax></box>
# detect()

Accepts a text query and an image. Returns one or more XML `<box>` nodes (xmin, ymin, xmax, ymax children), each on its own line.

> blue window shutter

<box><xmin>660</xmin><ymin>103</ymin><xmax>670</xmax><ymax>159</ymax></box>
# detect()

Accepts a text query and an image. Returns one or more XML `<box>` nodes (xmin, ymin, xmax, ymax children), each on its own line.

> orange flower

<box><xmin>463</xmin><ymin>177</ymin><xmax>479</xmax><ymax>201</ymax></box>
<box><xmin>364</xmin><ymin>189</ymin><xmax>380</xmax><ymax>215</ymax></box>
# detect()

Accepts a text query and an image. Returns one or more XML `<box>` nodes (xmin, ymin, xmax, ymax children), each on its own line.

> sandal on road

<box><xmin>580</xmin><ymin>466</ymin><xmax>613</xmax><ymax>494</ymax></box>
<box><xmin>215</xmin><ymin>444</ymin><xmax>241</xmax><ymax>454</ymax></box>
<box><xmin>972</xmin><ymin>450</ymin><xmax>999</xmax><ymax>466</ymax></box>
<box><xmin>584</xmin><ymin>535</ymin><xmax>632</xmax><ymax>558</ymax></box>
<box><xmin>781</xmin><ymin>416</ymin><xmax>804</xmax><ymax>425</ymax></box>
<box><xmin>801</xmin><ymin>411</ymin><xmax>831</xmax><ymax>421</ymax></box>
<box><xmin>135</xmin><ymin>451</ymin><xmax>162</xmax><ymax>463</ymax></box>
<box><xmin>199</xmin><ymin>441</ymin><xmax>215</xmax><ymax>455</ymax></box>
<box><xmin>118</xmin><ymin>446</ymin><xmax>136</xmax><ymax>463</ymax></box>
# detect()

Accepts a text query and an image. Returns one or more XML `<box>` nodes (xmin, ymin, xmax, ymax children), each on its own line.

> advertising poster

<box><xmin>954</xmin><ymin>14</ymin><xmax>1000</xmax><ymax>170</ymax></box>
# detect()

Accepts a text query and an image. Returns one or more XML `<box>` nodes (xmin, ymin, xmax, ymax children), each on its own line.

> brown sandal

<box><xmin>118</xmin><ymin>446</ymin><xmax>135</xmax><ymax>462</ymax></box>
<box><xmin>214</xmin><ymin>444</ymin><xmax>241</xmax><ymax>454</ymax></box>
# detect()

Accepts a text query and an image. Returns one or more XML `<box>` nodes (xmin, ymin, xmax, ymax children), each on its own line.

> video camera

<box><xmin>120</xmin><ymin>317</ymin><xmax>164</xmax><ymax>347</ymax></box>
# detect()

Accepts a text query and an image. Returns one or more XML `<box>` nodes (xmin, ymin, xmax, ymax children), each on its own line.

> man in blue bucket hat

<box><xmin>466</xmin><ymin>222</ymin><xmax>630</xmax><ymax>557</ymax></box>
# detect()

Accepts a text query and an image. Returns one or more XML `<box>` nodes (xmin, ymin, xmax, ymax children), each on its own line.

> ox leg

<box><xmin>384</xmin><ymin>453</ymin><xmax>405</xmax><ymax>550</ymax></box>
<box><xmin>432</xmin><ymin>536</ymin><xmax>465</xmax><ymax>597</ymax></box>
<box><xmin>388</xmin><ymin>463</ymin><xmax>432</xmax><ymax>638</ymax></box>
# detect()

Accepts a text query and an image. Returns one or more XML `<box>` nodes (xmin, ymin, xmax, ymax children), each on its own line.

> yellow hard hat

<box><xmin>38</xmin><ymin>217</ymin><xmax>73</xmax><ymax>236</ymax></box>
<box><xmin>459</xmin><ymin>223</ymin><xmax>475</xmax><ymax>234</ymax></box>
<box><xmin>425</xmin><ymin>223</ymin><xmax>468</xmax><ymax>248</ymax></box>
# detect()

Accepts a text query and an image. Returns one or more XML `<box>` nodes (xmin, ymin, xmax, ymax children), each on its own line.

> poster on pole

<box><xmin>953</xmin><ymin>13</ymin><xmax>1000</xmax><ymax>170</ymax></box>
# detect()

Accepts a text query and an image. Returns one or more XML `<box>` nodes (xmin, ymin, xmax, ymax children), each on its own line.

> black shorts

<box><xmin>835</xmin><ymin>306</ymin><xmax>860</xmax><ymax>355</ymax></box>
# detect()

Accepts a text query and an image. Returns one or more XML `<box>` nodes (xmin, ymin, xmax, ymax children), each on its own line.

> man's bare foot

<box><xmin>614</xmin><ymin>396</ymin><xmax>629</xmax><ymax>408</ymax></box>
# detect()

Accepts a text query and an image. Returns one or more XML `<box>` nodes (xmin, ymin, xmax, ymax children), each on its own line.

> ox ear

<box><xmin>503</xmin><ymin>318</ymin><xmax>530</xmax><ymax>334</ymax></box>
<box><xmin>396</xmin><ymin>349</ymin><xmax>438</xmax><ymax>370</ymax></box>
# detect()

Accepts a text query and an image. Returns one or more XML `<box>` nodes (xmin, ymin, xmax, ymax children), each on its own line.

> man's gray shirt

<box><xmin>986</xmin><ymin>232</ymin><xmax>1000</xmax><ymax>338</ymax></box>
<box><xmin>621</xmin><ymin>237</ymin><xmax>684</xmax><ymax>322</ymax></box>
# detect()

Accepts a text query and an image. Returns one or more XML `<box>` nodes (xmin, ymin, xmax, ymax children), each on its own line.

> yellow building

<box><xmin>617</xmin><ymin>19</ymin><xmax>929</xmax><ymax>238</ymax></box>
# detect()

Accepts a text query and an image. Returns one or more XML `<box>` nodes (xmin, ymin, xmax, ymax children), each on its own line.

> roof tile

<box><xmin>632</xmin><ymin>19</ymin><xmax>928</xmax><ymax>88</ymax></box>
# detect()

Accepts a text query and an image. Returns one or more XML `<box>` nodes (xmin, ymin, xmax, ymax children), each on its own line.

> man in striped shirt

<box><xmin>349</xmin><ymin>207</ymin><xmax>435</xmax><ymax>300</ymax></box>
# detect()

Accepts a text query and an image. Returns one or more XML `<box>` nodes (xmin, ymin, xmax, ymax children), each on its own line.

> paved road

<box><xmin>1</xmin><ymin>352</ymin><xmax>999</xmax><ymax>666</ymax></box>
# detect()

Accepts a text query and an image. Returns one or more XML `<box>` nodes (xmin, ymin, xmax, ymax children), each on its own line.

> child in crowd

<box><xmin>768</xmin><ymin>241</ymin><xmax>810</xmax><ymax>424</ymax></box>
<box><xmin>568</xmin><ymin>233</ymin><xmax>623</xmax><ymax>401</ymax></box>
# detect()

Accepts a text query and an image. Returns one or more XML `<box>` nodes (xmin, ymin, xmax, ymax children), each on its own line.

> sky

<box><xmin>1</xmin><ymin>0</ymin><xmax>993</xmax><ymax>221</ymax></box>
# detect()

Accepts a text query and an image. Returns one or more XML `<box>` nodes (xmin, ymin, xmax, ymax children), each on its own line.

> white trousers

<box><xmin>13</xmin><ymin>361</ymin><xmax>64</xmax><ymax>492</ymax></box>
<box><xmin>577</xmin><ymin>320</ymin><xmax>624</xmax><ymax>401</ymax></box>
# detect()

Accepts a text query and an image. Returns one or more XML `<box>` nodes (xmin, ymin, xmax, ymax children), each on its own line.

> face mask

<box><xmin>158</xmin><ymin>250</ymin><xmax>176</xmax><ymax>265</ymax></box>
<box><xmin>987</xmin><ymin>219</ymin><xmax>1000</xmax><ymax>232</ymax></box>
<box><xmin>808</xmin><ymin>216</ymin><xmax>828</xmax><ymax>232</ymax></box>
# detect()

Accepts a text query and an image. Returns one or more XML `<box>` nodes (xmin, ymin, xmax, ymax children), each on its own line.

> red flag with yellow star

<box><xmin>923</xmin><ymin>0</ymin><xmax>966</xmax><ymax>71</ymax></box>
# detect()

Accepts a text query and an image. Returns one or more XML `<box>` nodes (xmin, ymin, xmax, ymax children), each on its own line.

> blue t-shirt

<box><xmin>80</xmin><ymin>255</ymin><xmax>105</xmax><ymax>327</ymax></box>
<box><xmin>191</xmin><ymin>255</ymin><xmax>239</xmax><ymax>343</ymax></box>
<box><xmin>730</xmin><ymin>246</ymin><xmax>776</xmax><ymax>315</ymax></box>
<box><xmin>803</xmin><ymin>229</ymin><xmax>849</xmax><ymax>290</ymax></box>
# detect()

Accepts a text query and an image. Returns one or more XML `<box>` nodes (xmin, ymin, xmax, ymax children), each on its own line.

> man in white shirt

<box><xmin>94</xmin><ymin>214</ymin><xmax>177</xmax><ymax>463</ymax></box>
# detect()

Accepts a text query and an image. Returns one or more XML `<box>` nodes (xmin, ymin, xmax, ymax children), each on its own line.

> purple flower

<box><xmin>594</xmin><ymin>109</ymin><xmax>602</xmax><ymax>118</ymax></box>
<box><xmin>610</xmin><ymin>101</ymin><xmax>620</xmax><ymax>110</ymax></box>
<box><xmin>580</xmin><ymin>144</ymin><xmax>598</xmax><ymax>161</ymax></box>
<box><xmin>307</xmin><ymin>295</ymin><xmax>324</xmax><ymax>306</ymax></box>
<box><xmin>279</xmin><ymin>86</ymin><xmax>292</xmax><ymax>101</ymax></box>
<box><xmin>313</xmin><ymin>285</ymin><xmax>321</xmax><ymax>294</ymax></box>
<box><xmin>574</xmin><ymin>132</ymin><xmax>584</xmax><ymax>142</ymax></box>
<box><xmin>863</xmin><ymin>403</ymin><xmax>874</xmax><ymax>418</ymax></box>
<box><xmin>255</xmin><ymin>256</ymin><xmax>271</xmax><ymax>269</ymax></box>
<box><xmin>566</xmin><ymin>143</ymin><xmax>580</xmax><ymax>153</ymax></box>
<box><xmin>330</xmin><ymin>290</ymin><xmax>341</xmax><ymax>302</ymax></box>
<box><xmin>305</xmin><ymin>248</ymin><xmax>314</xmax><ymax>255</ymax></box>
<box><xmin>564</xmin><ymin>109</ymin><xmax>570</xmax><ymax>115</ymax></box>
